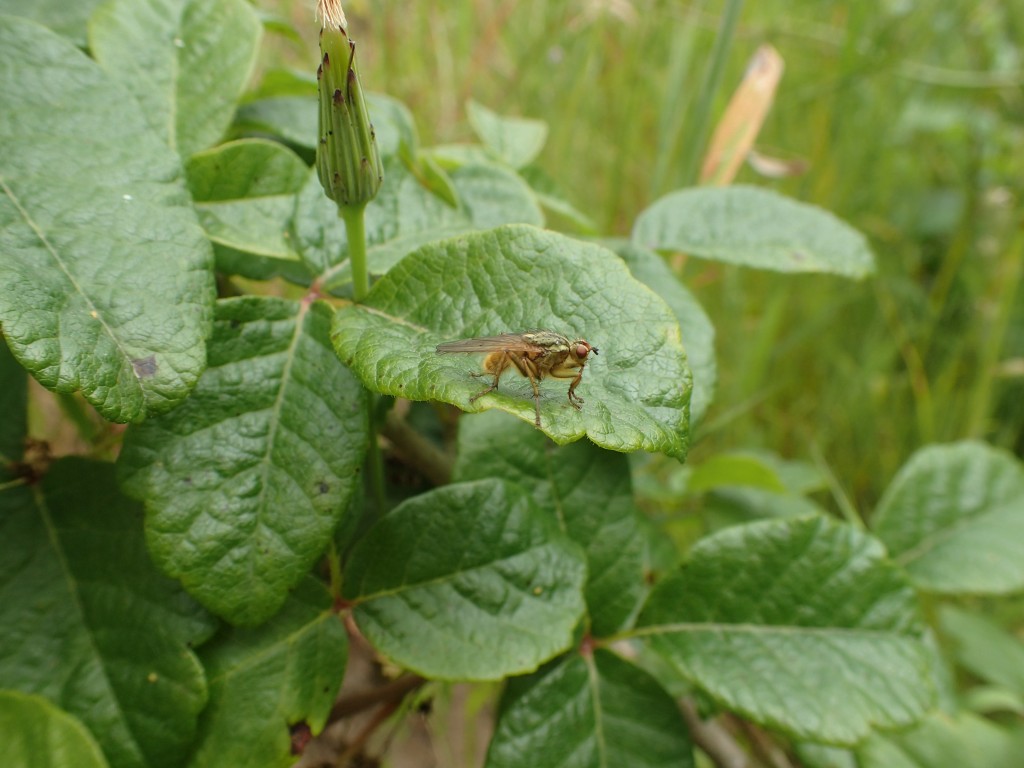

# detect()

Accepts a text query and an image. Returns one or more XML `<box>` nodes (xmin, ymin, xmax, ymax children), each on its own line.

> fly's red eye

<box><xmin>576</xmin><ymin>343</ymin><xmax>590</xmax><ymax>358</ymax></box>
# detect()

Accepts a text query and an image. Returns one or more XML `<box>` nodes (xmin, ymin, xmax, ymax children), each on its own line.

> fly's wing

<box><xmin>435</xmin><ymin>333</ymin><xmax>545</xmax><ymax>354</ymax></box>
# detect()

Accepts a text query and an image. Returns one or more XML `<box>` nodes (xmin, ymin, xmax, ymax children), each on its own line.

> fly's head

<box><xmin>570</xmin><ymin>339</ymin><xmax>598</xmax><ymax>365</ymax></box>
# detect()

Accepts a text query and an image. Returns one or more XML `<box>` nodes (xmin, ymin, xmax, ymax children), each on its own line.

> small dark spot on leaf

<box><xmin>132</xmin><ymin>355</ymin><xmax>158</xmax><ymax>378</ymax></box>
<box><xmin>229</xmin><ymin>319</ymin><xmax>241</xmax><ymax>328</ymax></box>
<box><xmin>183</xmin><ymin>476</ymin><xmax>192</xmax><ymax>486</ymax></box>
<box><xmin>318</xmin><ymin>481</ymin><xmax>330</xmax><ymax>494</ymax></box>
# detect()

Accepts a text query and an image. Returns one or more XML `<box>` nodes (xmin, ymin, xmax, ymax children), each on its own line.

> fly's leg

<box><xmin>528</xmin><ymin>372</ymin><xmax>542</xmax><ymax>427</ymax></box>
<box><xmin>508</xmin><ymin>353</ymin><xmax>543</xmax><ymax>427</ymax></box>
<box><xmin>566</xmin><ymin>369</ymin><xmax>585</xmax><ymax>410</ymax></box>
<box><xmin>469</xmin><ymin>352</ymin><xmax>509</xmax><ymax>403</ymax></box>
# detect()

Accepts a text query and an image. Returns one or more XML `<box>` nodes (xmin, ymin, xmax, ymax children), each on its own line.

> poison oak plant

<box><xmin>1</xmin><ymin>3</ymin><xmax>1023</xmax><ymax>768</ymax></box>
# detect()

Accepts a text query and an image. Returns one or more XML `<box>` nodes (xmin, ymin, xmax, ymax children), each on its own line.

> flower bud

<box><xmin>316</xmin><ymin>23</ymin><xmax>383</xmax><ymax>208</ymax></box>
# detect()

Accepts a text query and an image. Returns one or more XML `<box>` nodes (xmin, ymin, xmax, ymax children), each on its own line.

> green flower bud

<box><xmin>316</xmin><ymin>24</ymin><xmax>383</xmax><ymax>208</ymax></box>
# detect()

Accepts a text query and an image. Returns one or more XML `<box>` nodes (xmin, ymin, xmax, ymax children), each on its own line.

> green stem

<box><xmin>0</xmin><ymin>477</ymin><xmax>27</xmax><ymax>493</ymax></box>
<box><xmin>366</xmin><ymin>407</ymin><xmax>387</xmax><ymax>515</ymax></box>
<box><xmin>651</xmin><ymin>1</ymin><xmax>703</xmax><ymax>196</ymax></box>
<box><xmin>678</xmin><ymin>0</ymin><xmax>745</xmax><ymax>188</ymax></box>
<box><xmin>342</xmin><ymin>204</ymin><xmax>370</xmax><ymax>302</ymax></box>
<box><xmin>808</xmin><ymin>441</ymin><xmax>864</xmax><ymax>530</ymax></box>
<box><xmin>382</xmin><ymin>409</ymin><xmax>453</xmax><ymax>486</ymax></box>
<box><xmin>327</xmin><ymin>539</ymin><xmax>343</xmax><ymax>602</ymax></box>
<box><xmin>966</xmin><ymin>227</ymin><xmax>1024</xmax><ymax>437</ymax></box>
<box><xmin>340</xmin><ymin>202</ymin><xmax>386</xmax><ymax>514</ymax></box>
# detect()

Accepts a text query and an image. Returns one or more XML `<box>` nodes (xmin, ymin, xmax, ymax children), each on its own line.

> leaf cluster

<box><xmin>1</xmin><ymin>4</ymin><xmax>1022</xmax><ymax>768</ymax></box>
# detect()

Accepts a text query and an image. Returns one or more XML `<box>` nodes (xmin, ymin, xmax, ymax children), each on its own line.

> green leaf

<box><xmin>188</xmin><ymin>580</ymin><xmax>347</xmax><ymax>768</ymax></box>
<box><xmin>187</xmin><ymin>139</ymin><xmax>310</xmax><ymax>278</ymax></box>
<box><xmin>454</xmin><ymin>410</ymin><xmax>649</xmax><ymax>637</ymax></box>
<box><xmin>233</xmin><ymin>92</ymin><xmax>414</xmax><ymax>158</ymax></box>
<box><xmin>90</xmin><ymin>0</ymin><xmax>262</xmax><ymax>157</ymax></box>
<box><xmin>449</xmin><ymin>162</ymin><xmax>545</xmax><ymax>229</ymax></box>
<box><xmin>343</xmin><ymin>479</ymin><xmax>587</xmax><ymax>680</ymax></box>
<box><xmin>310</xmin><ymin>160</ymin><xmax>544</xmax><ymax>291</ymax></box>
<box><xmin>795</xmin><ymin>743</ymin><xmax>859</xmax><ymax>768</ymax></box>
<box><xmin>686</xmin><ymin>452</ymin><xmax>787</xmax><ymax>493</ymax></box>
<box><xmin>636</xmin><ymin>516</ymin><xmax>933</xmax><ymax>744</ymax></box>
<box><xmin>118</xmin><ymin>298</ymin><xmax>368</xmax><ymax>625</ymax></box>
<box><xmin>413</xmin><ymin>151</ymin><xmax>460</xmax><ymax>208</ymax></box>
<box><xmin>467</xmin><ymin>99</ymin><xmax>549</xmax><ymax>169</ymax></box>
<box><xmin>365</xmin><ymin>92</ymin><xmax>421</xmax><ymax>160</ymax></box>
<box><xmin>858</xmin><ymin>711</ymin><xmax>1024</xmax><ymax>768</ymax></box>
<box><xmin>297</xmin><ymin>157</ymin><xmax>470</xmax><ymax>283</ymax></box>
<box><xmin>0</xmin><ymin>341</ymin><xmax>27</xmax><ymax>469</ymax></box>
<box><xmin>0</xmin><ymin>691</ymin><xmax>109</xmax><ymax>768</ymax></box>
<box><xmin>610</xmin><ymin>242</ymin><xmax>716</xmax><ymax>423</ymax></box>
<box><xmin>633</xmin><ymin>186</ymin><xmax>876</xmax><ymax>278</ymax></box>
<box><xmin>704</xmin><ymin>486</ymin><xmax>827</xmax><ymax>527</ymax></box>
<box><xmin>0</xmin><ymin>0</ymin><xmax>105</xmax><ymax>45</ymax></box>
<box><xmin>519</xmin><ymin>165</ymin><xmax>596</xmax><ymax>233</ymax></box>
<box><xmin>332</xmin><ymin>225</ymin><xmax>691</xmax><ymax>459</ymax></box>
<box><xmin>872</xmin><ymin>441</ymin><xmax>1024</xmax><ymax>594</ymax></box>
<box><xmin>0</xmin><ymin>17</ymin><xmax>215</xmax><ymax>423</ymax></box>
<box><xmin>939</xmin><ymin>606</ymin><xmax>1024</xmax><ymax>697</ymax></box>
<box><xmin>485</xmin><ymin>649</ymin><xmax>693</xmax><ymax>768</ymax></box>
<box><xmin>234</xmin><ymin>96</ymin><xmax>317</xmax><ymax>149</ymax></box>
<box><xmin>702</xmin><ymin>451</ymin><xmax>830</xmax><ymax>526</ymax></box>
<box><xmin>187</xmin><ymin>139</ymin><xmax>310</xmax><ymax>201</ymax></box>
<box><xmin>0</xmin><ymin>459</ymin><xmax>215</xmax><ymax>768</ymax></box>
<box><xmin>430</xmin><ymin>143</ymin><xmax>495</xmax><ymax>168</ymax></box>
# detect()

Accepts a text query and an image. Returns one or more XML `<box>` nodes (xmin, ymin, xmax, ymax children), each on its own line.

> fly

<box><xmin>436</xmin><ymin>330</ymin><xmax>599</xmax><ymax>427</ymax></box>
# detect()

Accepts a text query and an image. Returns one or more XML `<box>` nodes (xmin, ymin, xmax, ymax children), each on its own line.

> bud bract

<box><xmin>316</xmin><ymin>24</ymin><xmax>383</xmax><ymax>208</ymax></box>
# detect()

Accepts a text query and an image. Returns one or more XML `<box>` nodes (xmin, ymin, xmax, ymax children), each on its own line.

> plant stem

<box><xmin>340</xmin><ymin>202</ymin><xmax>386</xmax><ymax>514</ymax></box>
<box><xmin>678</xmin><ymin>0</ymin><xmax>745</xmax><ymax>189</ymax></box>
<box><xmin>809</xmin><ymin>440</ymin><xmax>863</xmax><ymax>530</ymax></box>
<box><xmin>679</xmin><ymin>698</ymin><xmax>752</xmax><ymax>768</ymax></box>
<box><xmin>327</xmin><ymin>539</ymin><xmax>343</xmax><ymax>602</ymax></box>
<box><xmin>341</xmin><ymin>204</ymin><xmax>370</xmax><ymax>302</ymax></box>
<box><xmin>966</xmin><ymin>227</ymin><xmax>1024</xmax><ymax>438</ymax></box>
<box><xmin>366</xmin><ymin>410</ymin><xmax>387</xmax><ymax>515</ymax></box>
<box><xmin>382</xmin><ymin>409</ymin><xmax>453</xmax><ymax>486</ymax></box>
<box><xmin>651</xmin><ymin>2</ymin><xmax>703</xmax><ymax>197</ymax></box>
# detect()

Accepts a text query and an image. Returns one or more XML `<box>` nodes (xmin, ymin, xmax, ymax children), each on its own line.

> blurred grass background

<box><xmin>261</xmin><ymin>0</ymin><xmax>1024</xmax><ymax>511</ymax></box>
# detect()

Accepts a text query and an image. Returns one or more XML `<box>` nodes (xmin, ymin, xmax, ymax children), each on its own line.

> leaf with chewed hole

<box><xmin>0</xmin><ymin>17</ymin><xmax>214</xmax><ymax>423</ymax></box>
